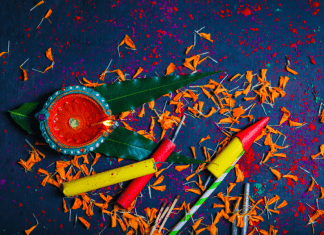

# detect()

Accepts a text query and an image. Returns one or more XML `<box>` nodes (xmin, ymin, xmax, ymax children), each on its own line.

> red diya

<box><xmin>35</xmin><ymin>86</ymin><xmax>118</xmax><ymax>155</ymax></box>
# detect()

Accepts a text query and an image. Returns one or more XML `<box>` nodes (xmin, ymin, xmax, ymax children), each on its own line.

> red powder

<box><xmin>309</xmin><ymin>123</ymin><xmax>316</xmax><ymax>131</ymax></box>
<box><xmin>240</xmin><ymin>149</ymin><xmax>259</xmax><ymax>178</ymax></box>
<box><xmin>242</xmin><ymin>7</ymin><xmax>251</xmax><ymax>16</ymax></box>
<box><xmin>297</xmin><ymin>202</ymin><xmax>306</xmax><ymax>215</ymax></box>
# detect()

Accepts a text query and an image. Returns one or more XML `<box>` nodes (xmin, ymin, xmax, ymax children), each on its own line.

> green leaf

<box><xmin>95</xmin><ymin>71</ymin><xmax>219</xmax><ymax>115</ymax></box>
<box><xmin>8</xmin><ymin>102</ymin><xmax>40</xmax><ymax>134</ymax></box>
<box><xmin>94</xmin><ymin>127</ymin><xmax>206</xmax><ymax>164</ymax></box>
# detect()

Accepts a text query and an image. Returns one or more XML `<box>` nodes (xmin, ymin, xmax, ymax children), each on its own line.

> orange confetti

<box><xmin>165</xmin><ymin>62</ymin><xmax>176</xmax><ymax>76</ymax></box>
<box><xmin>152</xmin><ymin>175</ymin><xmax>164</xmax><ymax>186</ymax></box>
<box><xmin>92</xmin><ymin>153</ymin><xmax>101</xmax><ymax>166</ymax></box>
<box><xmin>126</xmin><ymin>230</ymin><xmax>135</xmax><ymax>235</ymax></box>
<box><xmin>82</xmin><ymin>77</ymin><xmax>104</xmax><ymax>88</ymax></box>
<box><xmin>279</xmin><ymin>107</ymin><xmax>290</xmax><ymax>125</ymax></box>
<box><xmin>308</xmin><ymin>178</ymin><xmax>315</xmax><ymax>192</ymax></box>
<box><xmin>186</xmin><ymin>172</ymin><xmax>196</xmax><ymax>181</ymax></box>
<box><xmin>124</xmin><ymin>35</ymin><xmax>136</xmax><ymax>49</ymax></box>
<box><xmin>232</xmin><ymin>106</ymin><xmax>245</xmax><ymax>118</ymax></box>
<box><xmin>80</xmin><ymin>164</ymin><xmax>89</xmax><ymax>176</ymax></box>
<box><xmin>122</xmin><ymin>121</ymin><xmax>133</xmax><ymax>131</ymax></box>
<box><xmin>244</xmin><ymin>96</ymin><xmax>257</xmax><ymax>101</ymax></box>
<box><xmin>308</xmin><ymin>210</ymin><xmax>324</xmax><ymax>225</ymax></box>
<box><xmin>199</xmin><ymin>135</ymin><xmax>210</xmax><ymax>144</ymax></box>
<box><xmin>269</xmin><ymin>167</ymin><xmax>281</xmax><ymax>180</ymax></box>
<box><xmin>138</xmin><ymin>104</ymin><xmax>145</xmax><ymax>117</ymax></box>
<box><xmin>155</xmin><ymin>168</ymin><xmax>166</xmax><ymax>178</ymax></box>
<box><xmin>319</xmin><ymin>187</ymin><xmax>324</xmax><ymax>200</ymax></box>
<box><xmin>199</xmin><ymin>33</ymin><xmax>213</xmax><ymax>43</ymax></box>
<box><xmin>235</xmin><ymin>164</ymin><xmax>244</xmax><ymax>183</ymax></box>
<box><xmin>279</xmin><ymin>76</ymin><xmax>290</xmax><ymax>89</ymax></box>
<box><xmin>0</xmin><ymin>51</ymin><xmax>7</xmax><ymax>57</ymax></box>
<box><xmin>21</xmin><ymin>68</ymin><xmax>28</xmax><ymax>81</ymax></box>
<box><xmin>283</xmin><ymin>174</ymin><xmax>298</xmax><ymax>182</ymax></box>
<box><xmin>185</xmin><ymin>188</ymin><xmax>201</xmax><ymax>195</ymax></box>
<box><xmin>192</xmin><ymin>218</ymin><xmax>203</xmax><ymax>230</ymax></box>
<box><xmin>185</xmin><ymin>45</ymin><xmax>194</xmax><ymax>54</ymax></box>
<box><xmin>228</xmin><ymin>182</ymin><xmax>236</xmax><ymax>193</ymax></box>
<box><xmin>204</xmin><ymin>107</ymin><xmax>217</xmax><ymax>118</ymax></box>
<box><xmin>288</xmin><ymin>120</ymin><xmax>305</xmax><ymax>127</ymax></box>
<box><xmin>286</xmin><ymin>65</ymin><xmax>298</xmax><ymax>75</ymax></box>
<box><xmin>230</xmin><ymin>73</ymin><xmax>242</xmax><ymax>81</ymax></box>
<box><xmin>150</xmin><ymin>185</ymin><xmax>166</xmax><ymax>192</ymax></box>
<box><xmin>30</xmin><ymin>1</ymin><xmax>44</xmax><ymax>11</ymax></box>
<box><xmin>175</xmin><ymin>164</ymin><xmax>190</xmax><ymax>172</ymax></box>
<box><xmin>62</xmin><ymin>198</ymin><xmax>69</xmax><ymax>213</ymax></box>
<box><xmin>78</xmin><ymin>217</ymin><xmax>90</xmax><ymax>229</ymax></box>
<box><xmin>111</xmin><ymin>69</ymin><xmax>125</xmax><ymax>81</ymax></box>
<box><xmin>46</xmin><ymin>48</ymin><xmax>53</xmax><ymax>61</ymax></box>
<box><xmin>259</xmin><ymin>229</ymin><xmax>269</xmax><ymax>235</ymax></box>
<box><xmin>191</xmin><ymin>146</ymin><xmax>196</xmax><ymax>159</ymax></box>
<box><xmin>133</xmin><ymin>67</ymin><xmax>143</xmax><ymax>79</ymax></box>
<box><xmin>213</xmin><ymin>203</ymin><xmax>225</xmax><ymax>208</ymax></box>
<box><xmin>44</xmin><ymin>9</ymin><xmax>52</xmax><ymax>20</ymax></box>
<box><xmin>72</xmin><ymin>197</ymin><xmax>82</xmax><ymax>210</ymax></box>
<box><xmin>25</xmin><ymin>224</ymin><xmax>37</xmax><ymax>235</ymax></box>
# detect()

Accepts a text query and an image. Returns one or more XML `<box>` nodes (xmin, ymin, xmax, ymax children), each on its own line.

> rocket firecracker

<box><xmin>207</xmin><ymin>116</ymin><xmax>270</xmax><ymax>177</ymax></box>
<box><xmin>170</xmin><ymin>116</ymin><xmax>269</xmax><ymax>235</ymax></box>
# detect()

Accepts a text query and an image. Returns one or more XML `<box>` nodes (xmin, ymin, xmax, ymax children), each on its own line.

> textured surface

<box><xmin>0</xmin><ymin>1</ymin><xmax>323</xmax><ymax>234</ymax></box>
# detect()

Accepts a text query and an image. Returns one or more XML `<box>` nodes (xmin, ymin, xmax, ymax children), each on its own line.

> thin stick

<box><xmin>242</xmin><ymin>183</ymin><xmax>250</xmax><ymax>235</ymax></box>
<box><xmin>20</xmin><ymin>58</ymin><xmax>29</xmax><ymax>68</ymax></box>
<box><xmin>74</xmin><ymin>214</ymin><xmax>77</xmax><ymax>227</ymax></box>
<box><xmin>100</xmin><ymin>59</ymin><xmax>113</xmax><ymax>76</ymax></box>
<box><xmin>220</xmin><ymin>74</ymin><xmax>228</xmax><ymax>84</ymax></box>
<box><xmin>158</xmin><ymin>196</ymin><xmax>180</xmax><ymax>233</ymax></box>
<box><xmin>33</xmin><ymin>213</ymin><xmax>39</xmax><ymax>224</ymax></box>
<box><xmin>149</xmin><ymin>202</ymin><xmax>168</xmax><ymax>235</ymax></box>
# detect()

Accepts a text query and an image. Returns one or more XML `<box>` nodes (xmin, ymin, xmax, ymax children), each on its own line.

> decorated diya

<box><xmin>10</xmin><ymin>71</ymin><xmax>218</xmax><ymax>163</ymax></box>
<box><xmin>35</xmin><ymin>86</ymin><xmax>118</xmax><ymax>155</ymax></box>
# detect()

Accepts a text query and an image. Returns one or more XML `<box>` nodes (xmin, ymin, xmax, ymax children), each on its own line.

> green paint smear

<box><xmin>254</xmin><ymin>183</ymin><xmax>265</xmax><ymax>195</ymax></box>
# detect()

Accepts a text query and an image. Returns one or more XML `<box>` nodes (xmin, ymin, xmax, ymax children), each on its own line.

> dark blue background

<box><xmin>0</xmin><ymin>0</ymin><xmax>323</xmax><ymax>234</ymax></box>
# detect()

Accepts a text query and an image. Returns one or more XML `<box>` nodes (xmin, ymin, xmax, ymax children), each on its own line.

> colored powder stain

<box><xmin>242</xmin><ymin>7</ymin><xmax>251</xmax><ymax>16</ymax></box>
<box><xmin>240</xmin><ymin>149</ymin><xmax>259</xmax><ymax>178</ymax></box>
<box><xmin>254</xmin><ymin>183</ymin><xmax>265</xmax><ymax>195</ymax></box>
<box><xmin>309</xmin><ymin>123</ymin><xmax>316</xmax><ymax>131</ymax></box>
<box><xmin>297</xmin><ymin>202</ymin><xmax>306</xmax><ymax>215</ymax></box>
<box><xmin>0</xmin><ymin>179</ymin><xmax>6</xmax><ymax>185</ymax></box>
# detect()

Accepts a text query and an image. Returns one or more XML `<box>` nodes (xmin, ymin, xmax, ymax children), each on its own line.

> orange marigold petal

<box><xmin>133</xmin><ymin>67</ymin><xmax>143</xmax><ymax>79</ymax></box>
<box><xmin>150</xmin><ymin>185</ymin><xmax>166</xmax><ymax>192</ymax></box>
<box><xmin>175</xmin><ymin>164</ymin><xmax>190</xmax><ymax>172</ymax></box>
<box><xmin>78</xmin><ymin>217</ymin><xmax>90</xmax><ymax>229</ymax></box>
<box><xmin>185</xmin><ymin>188</ymin><xmax>201</xmax><ymax>195</ymax></box>
<box><xmin>165</xmin><ymin>62</ymin><xmax>176</xmax><ymax>76</ymax></box>
<box><xmin>269</xmin><ymin>167</ymin><xmax>281</xmax><ymax>180</ymax></box>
